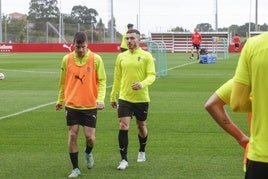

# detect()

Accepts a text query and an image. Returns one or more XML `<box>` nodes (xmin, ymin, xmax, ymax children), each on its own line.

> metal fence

<box><xmin>2</xmin><ymin>21</ymin><xmax>121</xmax><ymax>43</ymax></box>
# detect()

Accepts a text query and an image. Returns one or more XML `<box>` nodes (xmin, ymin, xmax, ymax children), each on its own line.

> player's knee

<box><xmin>119</xmin><ymin>122</ymin><xmax>129</xmax><ymax>130</ymax></box>
<box><xmin>68</xmin><ymin>132</ymin><xmax>78</xmax><ymax>144</ymax></box>
<box><xmin>85</xmin><ymin>134</ymin><xmax>95</xmax><ymax>145</ymax></box>
<box><xmin>137</xmin><ymin>121</ymin><xmax>146</xmax><ymax>130</ymax></box>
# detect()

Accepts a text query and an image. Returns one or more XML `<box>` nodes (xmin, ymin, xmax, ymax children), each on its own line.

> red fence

<box><xmin>0</xmin><ymin>43</ymin><xmax>242</xmax><ymax>53</ymax></box>
<box><xmin>0</xmin><ymin>43</ymin><xmax>121</xmax><ymax>53</ymax></box>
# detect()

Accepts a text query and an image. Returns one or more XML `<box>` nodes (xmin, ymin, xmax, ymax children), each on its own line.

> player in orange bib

<box><xmin>56</xmin><ymin>32</ymin><xmax>106</xmax><ymax>178</ymax></box>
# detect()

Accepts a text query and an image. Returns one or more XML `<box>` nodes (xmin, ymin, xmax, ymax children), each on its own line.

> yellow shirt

<box><xmin>233</xmin><ymin>32</ymin><xmax>268</xmax><ymax>163</ymax></box>
<box><xmin>215</xmin><ymin>79</ymin><xmax>233</xmax><ymax>105</ymax></box>
<box><xmin>110</xmin><ymin>47</ymin><xmax>156</xmax><ymax>103</ymax></box>
<box><xmin>120</xmin><ymin>31</ymin><xmax>128</xmax><ymax>50</ymax></box>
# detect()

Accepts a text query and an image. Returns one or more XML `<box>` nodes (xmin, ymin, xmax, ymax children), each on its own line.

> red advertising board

<box><xmin>0</xmin><ymin>43</ymin><xmax>121</xmax><ymax>53</ymax></box>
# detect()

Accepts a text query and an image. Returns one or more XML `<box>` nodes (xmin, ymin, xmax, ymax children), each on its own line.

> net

<box><xmin>212</xmin><ymin>37</ymin><xmax>229</xmax><ymax>59</ymax></box>
<box><xmin>142</xmin><ymin>40</ymin><xmax>168</xmax><ymax>78</ymax></box>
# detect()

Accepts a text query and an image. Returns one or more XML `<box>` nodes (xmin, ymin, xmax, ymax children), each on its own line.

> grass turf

<box><xmin>0</xmin><ymin>52</ymin><xmax>249</xmax><ymax>178</ymax></box>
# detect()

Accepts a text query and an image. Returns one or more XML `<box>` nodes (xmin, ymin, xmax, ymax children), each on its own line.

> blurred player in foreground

<box><xmin>231</xmin><ymin>32</ymin><xmax>268</xmax><ymax>178</ymax></box>
<box><xmin>205</xmin><ymin>79</ymin><xmax>251</xmax><ymax>172</ymax></box>
<box><xmin>205</xmin><ymin>79</ymin><xmax>249</xmax><ymax>148</ymax></box>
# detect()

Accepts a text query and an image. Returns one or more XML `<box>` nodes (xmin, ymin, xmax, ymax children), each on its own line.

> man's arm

<box><xmin>205</xmin><ymin>93</ymin><xmax>249</xmax><ymax>148</ymax></box>
<box><xmin>230</xmin><ymin>82</ymin><xmax>251</xmax><ymax>113</ymax></box>
<box><xmin>140</xmin><ymin>53</ymin><xmax>156</xmax><ymax>88</ymax></box>
<box><xmin>56</xmin><ymin>55</ymin><xmax>68</xmax><ymax>110</ymax></box>
<box><xmin>95</xmin><ymin>55</ymin><xmax>107</xmax><ymax>103</ymax></box>
<box><xmin>110</xmin><ymin>56</ymin><xmax>122</xmax><ymax>105</ymax></box>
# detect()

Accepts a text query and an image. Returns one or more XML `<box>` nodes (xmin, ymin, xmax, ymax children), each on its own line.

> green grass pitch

<box><xmin>0</xmin><ymin>52</ymin><xmax>249</xmax><ymax>178</ymax></box>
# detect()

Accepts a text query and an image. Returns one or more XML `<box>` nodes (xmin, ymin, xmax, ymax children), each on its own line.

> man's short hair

<box><xmin>73</xmin><ymin>32</ymin><xmax>88</xmax><ymax>44</ymax></box>
<box><xmin>126</xmin><ymin>29</ymin><xmax>140</xmax><ymax>35</ymax></box>
<box><xmin>127</xmin><ymin>23</ymin><xmax>134</xmax><ymax>29</ymax></box>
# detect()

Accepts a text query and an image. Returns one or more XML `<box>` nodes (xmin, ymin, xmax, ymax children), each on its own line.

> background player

<box><xmin>233</xmin><ymin>33</ymin><xmax>241</xmax><ymax>52</ymax></box>
<box><xmin>190</xmin><ymin>28</ymin><xmax>202</xmax><ymax>60</ymax></box>
<box><xmin>119</xmin><ymin>23</ymin><xmax>134</xmax><ymax>52</ymax></box>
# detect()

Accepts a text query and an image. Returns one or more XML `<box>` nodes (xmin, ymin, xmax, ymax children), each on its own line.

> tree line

<box><xmin>172</xmin><ymin>22</ymin><xmax>268</xmax><ymax>37</ymax></box>
<box><xmin>2</xmin><ymin>0</ymin><xmax>268</xmax><ymax>43</ymax></box>
<box><xmin>2</xmin><ymin>0</ymin><xmax>116</xmax><ymax>43</ymax></box>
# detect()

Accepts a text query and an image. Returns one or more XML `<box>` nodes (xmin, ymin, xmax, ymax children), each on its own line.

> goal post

<box><xmin>211</xmin><ymin>37</ymin><xmax>229</xmax><ymax>59</ymax></box>
<box><xmin>142</xmin><ymin>40</ymin><xmax>168</xmax><ymax>78</ymax></box>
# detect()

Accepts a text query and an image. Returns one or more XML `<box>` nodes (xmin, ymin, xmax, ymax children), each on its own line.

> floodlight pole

<box><xmin>215</xmin><ymin>0</ymin><xmax>218</xmax><ymax>32</ymax></box>
<box><xmin>110</xmin><ymin>0</ymin><xmax>114</xmax><ymax>43</ymax></box>
<box><xmin>0</xmin><ymin>0</ymin><xmax>2</xmax><ymax>42</ymax></box>
<box><xmin>255</xmin><ymin>0</ymin><xmax>258</xmax><ymax>31</ymax></box>
<box><xmin>138</xmin><ymin>0</ymin><xmax>140</xmax><ymax>31</ymax></box>
<box><xmin>249</xmin><ymin>0</ymin><xmax>252</xmax><ymax>37</ymax></box>
<box><xmin>58</xmin><ymin>0</ymin><xmax>62</xmax><ymax>43</ymax></box>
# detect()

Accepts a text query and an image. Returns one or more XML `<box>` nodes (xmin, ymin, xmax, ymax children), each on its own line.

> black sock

<box><xmin>118</xmin><ymin>130</ymin><xmax>128</xmax><ymax>161</ymax></box>
<box><xmin>69</xmin><ymin>152</ymin><xmax>79</xmax><ymax>169</ymax></box>
<box><xmin>85</xmin><ymin>145</ymin><xmax>93</xmax><ymax>154</ymax></box>
<box><xmin>138</xmin><ymin>135</ymin><xmax>147</xmax><ymax>152</ymax></box>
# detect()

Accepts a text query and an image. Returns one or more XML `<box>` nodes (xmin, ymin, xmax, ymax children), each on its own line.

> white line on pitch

<box><xmin>0</xmin><ymin>68</ymin><xmax>57</xmax><ymax>74</ymax></box>
<box><xmin>0</xmin><ymin>61</ymin><xmax>192</xmax><ymax>121</ymax></box>
<box><xmin>0</xmin><ymin>85</ymin><xmax>114</xmax><ymax>121</ymax></box>
<box><xmin>167</xmin><ymin>61</ymin><xmax>197</xmax><ymax>71</ymax></box>
<box><xmin>0</xmin><ymin>101</ymin><xmax>56</xmax><ymax>121</ymax></box>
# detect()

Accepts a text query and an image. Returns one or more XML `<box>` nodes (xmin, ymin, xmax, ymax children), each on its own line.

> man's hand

<box><xmin>55</xmin><ymin>104</ymin><xmax>63</xmax><ymax>111</ymax></box>
<box><xmin>110</xmin><ymin>101</ymin><xmax>117</xmax><ymax>108</ymax></box>
<box><xmin>237</xmin><ymin>136</ymin><xmax>250</xmax><ymax>149</ymax></box>
<box><xmin>97</xmin><ymin>102</ymin><xmax>105</xmax><ymax>110</ymax></box>
<box><xmin>131</xmin><ymin>82</ymin><xmax>142</xmax><ymax>90</ymax></box>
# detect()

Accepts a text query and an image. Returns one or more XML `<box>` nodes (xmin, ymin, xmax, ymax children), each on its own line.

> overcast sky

<box><xmin>2</xmin><ymin>0</ymin><xmax>268</xmax><ymax>35</ymax></box>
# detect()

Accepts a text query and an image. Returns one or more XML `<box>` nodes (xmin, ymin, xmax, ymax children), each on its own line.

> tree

<box><xmin>224</xmin><ymin>24</ymin><xmax>239</xmax><ymax>35</ymax></box>
<box><xmin>28</xmin><ymin>0</ymin><xmax>59</xmax><ymax>19</ymax></box>
<box><xmin>71</xmin><ymin>6</ymin><xmax>98</xmax><ymax>27</ymax></box>
<box><xmin>28</xmin><ymin>0</ymin><xmax>60</xmax><ymax>31</ymax></box>
<box><xmin>259</xmin><ymin>23</ymin><xmax>268</xmax><ymax>31</ymax></box>
<box><xmin>95</xmin><ymin>18</ymin><xmax>107</xmax><ymax>42</ymax></box>
<box><xmin>196</xmin><ymin>23</ymin><xmax>213</xmax><ymax>32</ymax></box>
<box><xmin>96</xmin><ymin>18</ymin><xmax>105</xmax><ymax>30</ymax></box>
<box><xmin>4</xmin><ymin>15</ymin><xmax>27</xmax><ymax>43</ymax></box>
<box><xmin>171</xmin><ymin>26</ymin><xmax>188</xmax><ymax>32</ymax></box>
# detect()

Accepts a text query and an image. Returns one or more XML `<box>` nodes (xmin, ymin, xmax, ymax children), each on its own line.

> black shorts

<box><xmin>192</xmin><ymin>43</ymin><xmax>200</xmax><ymax>50</ymax></box>
<box><xmin>65</xmin><ymin>107</ymin><xmax>97</xmax><ymax>128</ymax></box>
<box><xmin>117</xmin><ymin>99</ymin><xmax>149</xmax><ymax>121</ymax></box>
<box><xmin>245</xmin><ymin>159</ymin><xmax>268</xmax><ymax>179</ymax></box>
<box><xmin>235</xmin><ymin>43</ymin><xmax>239</xmax><ymax>48</ymax></box>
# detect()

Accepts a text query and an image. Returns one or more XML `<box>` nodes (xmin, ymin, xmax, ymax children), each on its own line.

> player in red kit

<box><xmin>190</xmin><ymin>28</ymin><xmax>202</xmax><ymax>60</ymax></box>
<box><xmin>233</xmin><ymin>34</ymin><xmax>240</xmax><ymax>52</ymax></box>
